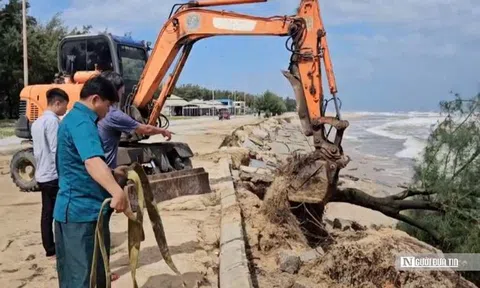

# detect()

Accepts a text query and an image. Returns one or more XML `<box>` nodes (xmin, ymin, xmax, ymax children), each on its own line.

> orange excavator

<box><xmin>11</xmin><ymin>0</ymin><xmax>349</xmax><ymax>204</ymax></box>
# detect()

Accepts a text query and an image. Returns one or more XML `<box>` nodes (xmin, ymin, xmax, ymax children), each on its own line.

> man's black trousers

<box><xmin>38</xmin><ymin>179</ymin><xmax>58</xmax><ymax>257</ymax></box>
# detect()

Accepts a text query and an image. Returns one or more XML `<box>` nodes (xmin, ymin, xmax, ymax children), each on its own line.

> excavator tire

<box><xmin>10</xmin><ymin>147</ymin><xmax>39</xmax><ymax>192</ymax></box>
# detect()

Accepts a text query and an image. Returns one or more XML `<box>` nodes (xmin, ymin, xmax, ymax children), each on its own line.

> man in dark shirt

<box><xmin>54</xmin><ymin>75</ymin><xmax>127</xmax><ymax>288</ymax></box>
<box><xmin>97</xmin><ymin>71</ymin><xmax>172</xmax><ymax>169</ymax></box>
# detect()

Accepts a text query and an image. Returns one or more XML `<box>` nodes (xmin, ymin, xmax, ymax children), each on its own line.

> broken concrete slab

<box><xmin>249</xmin><ymin>159</ymin><xmax>268</xmax><ymax>169</ymax></box>
<box><xmin>242</xmin><ymin>138</ymin><xmax>261</xmax><ymax>151</ymax></box>
<box><xmin>239</xmin><ymin>171</ymin><xmax>274</xmax><ymax>184</ymax></box>
<box><xmin>239</xmin><ymin>165</ymin><xmax>273</xmax><ymax>176</ymax></box>
<box><xmin>299</xmin><ymin>247</ymin><xmax>325</xmax><ymax>263</ymax></box>
<box><xmin>268</xmin><ymin>142</ymin><xmax>290</xmax><ymax>154</ymax></box>
<box><xmin>277</xmin><ymin>251</ymin><xmax>301</xmax><ymax>274</ymax></box>
<box><xmin>252</xmin><ymin>128</ymin><xmax>269</xmax><ymax>140</ymax></box>
<box><xmin>239</xmin><ymin>165</ymin><xmax>258</xmax><ymax>174</ymax></box>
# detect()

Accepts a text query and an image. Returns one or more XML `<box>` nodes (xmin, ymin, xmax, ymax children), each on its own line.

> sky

<box><xmin>26</xmin><ymin>0</ymin><xmax>479</xmax><ymax>112</ymax></box>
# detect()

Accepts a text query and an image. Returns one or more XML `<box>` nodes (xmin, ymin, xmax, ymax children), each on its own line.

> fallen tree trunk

<box><xmin>331</xmin><ymin>187</ymin><xmax>443</xmax><ymax>241</ymax></box>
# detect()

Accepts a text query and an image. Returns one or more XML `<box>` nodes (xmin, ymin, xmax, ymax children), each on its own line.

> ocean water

<box><xmin>342</xmin><ymin>111</ymin><xmax>445</xmax><ymax>181</ymax></box>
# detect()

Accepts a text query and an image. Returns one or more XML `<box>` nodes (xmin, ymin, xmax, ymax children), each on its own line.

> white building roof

<box><xmin>164</xmin><ymin>94</ymin><xmax>189</xmax><ymax>107</ymax></box>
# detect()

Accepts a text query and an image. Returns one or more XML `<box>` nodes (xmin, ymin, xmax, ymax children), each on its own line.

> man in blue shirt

<box><xmin>54</xmin><ymin>75</ymin><xmax>127</xmax><ymax>288</ymax></box>
<box><xmin>95</xmin><ymin>71</ymin><xmax>172</xmax><ymax>283</ymax></box>
<box><xmin>31</xmin><ymin>88</ymin><xmax>69</xmax><ymax>258</ymax></box>
<box><xmin>98</xmin><ymin>71</ymin><xmax>172</xmax><ymax>169</ymax></box>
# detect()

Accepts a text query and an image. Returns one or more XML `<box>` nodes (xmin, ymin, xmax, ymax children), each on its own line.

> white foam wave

<box><xmin>343</xmin><ymin>134</ymin><xmax>359</xmax><ymax>141</ymax></box>
<box><xmin>395</xmin><ymin>137</ymin><xmax>426</xmax><ymax>159</ymax></box>
<box><xmin>366</xmin><ymin>116</ymin><xmax>444</xmax><ymax>159</ymax></box>
<box><xmin>344</xmin><ymin>111</ymin><xmax>441</xmax><ymax>118</ymax></box>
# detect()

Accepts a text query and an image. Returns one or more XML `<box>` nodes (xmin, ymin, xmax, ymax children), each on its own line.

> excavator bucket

<box><xmin>282</xmin><ymin>70</ymin><xmax>313</xmax><ymax>137</ymax></box>
<box><xmin>116</xmin><ymin>143</ymin><xmax>212</xmax><ymax>212</ymax></box>
<box><xmin>280</xmin><ymin>149</ymin><xmax>340</xmax><ymax>205</ymax></box>
<box><xmin>126</xmin><ymin>167</ymin><xmax>212</xmax><ymax>212</ymax></box>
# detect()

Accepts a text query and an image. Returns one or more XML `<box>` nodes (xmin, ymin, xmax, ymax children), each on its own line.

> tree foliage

<box><xmin>173</xmin><ymin>84</ymin><xmax>257</xmax><ymax>105</ymax></box>
<box><xmin>397</xmin><ymin>92</ymin><xmax>480</xmax><ymax>284</ymax></box>
<box><xmin>254</xmin><ymin>90</ymin><xmax>288</xmax><ymax>116</ymax></box>
<box><xmin>285</xmin><ymin>97</ymin><xmax>297</xmax><ymax>112</ymax></box>
<box><xmin>0</xmin><ymin>0</ymin><xmax>294</xmax><ymax>118</ymax></box>
<box><xmin>0</xmin><ymin>0</ymin><xmax>90</xmax><ymax>119</ymax></box>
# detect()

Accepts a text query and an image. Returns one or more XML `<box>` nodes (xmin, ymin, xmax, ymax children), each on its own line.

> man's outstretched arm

<box><xmin>107</xmin><ymin>109</ymin><xmax>172</xmax><ymax>140</ymax></box>
<box><xmin>135</xmin><ymin>124</ymin><xmax>172</xmax><ymax>140</ymax></box>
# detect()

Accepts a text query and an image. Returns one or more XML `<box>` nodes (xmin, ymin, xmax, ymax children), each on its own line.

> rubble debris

<box><xmin>249</xmin><ymin>159</ymin><xmax>268</xmax><ymax>169</ymax></box>
<box><xmin>299</xmin><ymin>247</ymin><xmax>324</xmax><ymax>263</ymax></box>
<box><xmin>332</xmin><ymin>218</ymin><xmax>366</xmax><ymax>231</ymax></box>
<box><xmin>267</xmin><ymin>142</ymin><xmax>290</xmax><ymax>155</ymax></box>
<box><xmin>238</xmin><ymin>167</ymin><xmax>274</xmax><ymax>199</ymax></box>
<box><xmin>277</xmin><ymin>251</ymin><xmax>301</xmax><ymax>274</ymax></box>
<box><xmin>220</xmin><ymin>117</ymin><xmax>478</xmax><ymax>288</ymax></box>
<box><xmin>243</xmin><ymin>138</ymin><xmax>261</xmax><ymax>151</ymax></box>
<box><xmin>252</xmin><ymin>128</ymin><xmax>269</xmax><ymax>140</ymax></box>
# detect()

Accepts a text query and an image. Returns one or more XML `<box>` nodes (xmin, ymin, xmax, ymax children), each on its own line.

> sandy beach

<box><xmin>0</xmin><ymin>112</ymin><xmax>447</xmax><ymax>287</ymax></box>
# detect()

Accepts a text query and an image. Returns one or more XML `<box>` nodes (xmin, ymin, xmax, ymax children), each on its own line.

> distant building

<box><xmin>234</xmin><ymin>101</ymin><xmax>246</xmax><ymax>115</ymax></box>
<box><xmin>216</xmin><ymin>99</ymin><xmax>235</xmax><ymax>113</ymax></box>
<box><xmin>183</xmin><ymin>99</ymin><xmax>227</xmax><ymax>116</ymax></box>
<box><xmin>160</xmin><ymin>94</ymin><xmax>189</xmax><ymax>116</ymax></box>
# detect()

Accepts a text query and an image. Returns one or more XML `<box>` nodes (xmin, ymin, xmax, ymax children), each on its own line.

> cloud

<box><xmin>54</xmin><ymin>0</ymin><xmax>479</xmax><ymax>110</ymax></box>
<box><xmin>62</xmin><ymin>0</ymin><xmax>178</xmax><ymax>32</ymax></box>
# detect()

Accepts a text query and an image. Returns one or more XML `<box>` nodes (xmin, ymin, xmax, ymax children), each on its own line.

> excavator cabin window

<box><xmin>117</xmin><ymin>45</ymin><xmax>147</xmax><ymax>95</ymax></box>
<box><xmin>59</xmin><ymin>37</ymin><xmax>113</xmax><ymax>75</ymax></box>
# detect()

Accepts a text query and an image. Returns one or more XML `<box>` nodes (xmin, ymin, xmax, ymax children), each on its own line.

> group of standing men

<box><xmin>31</xmin><ymin>72</ymin><xmax>172</xmax><ymax>287</ymax></box>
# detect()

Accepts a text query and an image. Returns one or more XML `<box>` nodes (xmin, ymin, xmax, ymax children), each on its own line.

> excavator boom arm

<box><xmin>131</xmin><ymin>0</ymin><xmax>347</xmax><ymax>159</ymax></box>
<box><xmin>132</xmin><ymin>9</ymin><xmax>292</xmax><ymax>108</ymax></box>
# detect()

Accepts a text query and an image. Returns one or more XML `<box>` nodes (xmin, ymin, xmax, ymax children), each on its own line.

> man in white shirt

<box><xmin>31</xmin><ymin>88</ymin><xmax>69</xmax><ymax>258</ymax></box>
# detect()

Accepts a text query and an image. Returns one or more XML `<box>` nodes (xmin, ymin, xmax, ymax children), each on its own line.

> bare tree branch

<box><xmin>330</xmin><ymin>187</ymin><xmax>444</xmax><ymax>241</ymax></box>
<box><xmin>389</xmin><ymin>189</ymin><xmax>437</xmax><ymax>200</ymax></box>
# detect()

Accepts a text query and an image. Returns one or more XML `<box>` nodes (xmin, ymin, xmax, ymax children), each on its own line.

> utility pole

<box><xmin>212</xmin><ymin>89</ymin><xmax>215</xmax><ymax>117</ymax></box>
<box><xmin>242</xmin><ymin>92</ymin><xmax>245</xmax><ymax>115</ymax></box>
<box><xmin>22</xmin><ymin>0</ymin><xmax>28</xmax><ymax>86</ymax></box>
<box><xmin>233</xmin><ymin>92</ymin><xmax>236</xmax><ymax>115</ymax></box>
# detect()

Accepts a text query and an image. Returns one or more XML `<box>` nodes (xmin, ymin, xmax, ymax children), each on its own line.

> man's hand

<box><xmin>84</xmin><ymin>157</ymin><xmax>129</xmax><ymax>213</ymax></box>
<box><xmin>110</xmin><ymin>187</ymin><xmax>128</xmax><ymax>213</ymax></box>
<box><xmin>159</xmin><ymin>129</ymin><xmax>172</xmax><ymax>141</ymax></box>
<box><xmin>136</xmin><ymin>124</ymin><xmax>173</xmax><ymax>140</ymax></box>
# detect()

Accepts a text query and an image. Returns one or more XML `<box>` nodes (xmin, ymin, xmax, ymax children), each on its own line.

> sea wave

<box><xmin>345</xmin><ymin>111</ymin><xmax>442</xmax><ymax>118</ymax></box>
<box><xmin>366</xmin><ymin>116</ymin><xmax>444</xmax><ymax>159</ymax></box>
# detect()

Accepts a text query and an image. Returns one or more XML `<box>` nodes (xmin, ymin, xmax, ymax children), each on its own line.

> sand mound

<box><xmin>239</xmin><ymin>188</ymin><xmax>476</xmax><ymax>288</ymax></box>
<box><xmin>297</xmin><ymin>228</ymin><xmax>477</xmax><ymax>288</ymax></box>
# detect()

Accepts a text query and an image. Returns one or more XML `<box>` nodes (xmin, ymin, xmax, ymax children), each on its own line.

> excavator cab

<box><xmin>10</xmin><ymin>33</ymin><xmax>208</xmax><ymax>195</ymax></box>
<box><xmin>56</xmin><ymin>33</ymin><xmax>150</xmax><ymax>106</ymax></box>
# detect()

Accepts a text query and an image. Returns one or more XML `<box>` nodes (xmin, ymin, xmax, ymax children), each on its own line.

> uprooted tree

<box><xmin>257</xmin><ymin>93</ymin><xmax>479</xmax><ymax>244</ymax></box>
<box><xmin>254</xmin><ymin>92</ymin><xmax>480</xmax><ymax>284</ymax></box>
